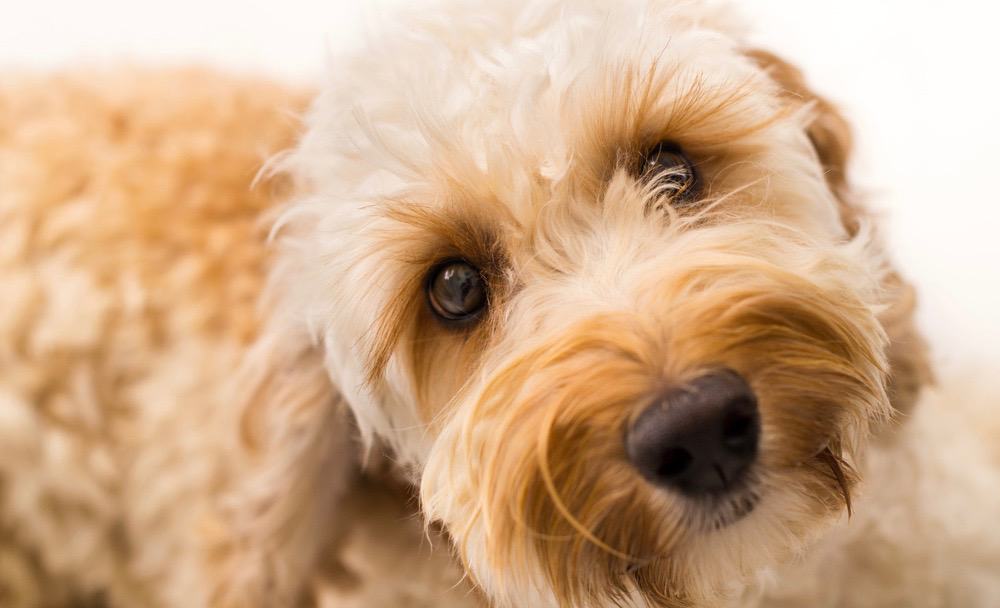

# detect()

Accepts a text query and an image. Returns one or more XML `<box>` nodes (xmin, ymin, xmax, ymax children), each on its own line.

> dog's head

<box><xmin>251</xmin><ymin>1</ymin><xmax>927</xmax><ymax>605</ymax></box>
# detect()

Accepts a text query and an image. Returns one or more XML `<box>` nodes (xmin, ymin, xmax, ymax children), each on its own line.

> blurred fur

<box><xmin>0</xmin><ymin>1</ymin><xmax>997</xmax><ymax>607</ymax></box>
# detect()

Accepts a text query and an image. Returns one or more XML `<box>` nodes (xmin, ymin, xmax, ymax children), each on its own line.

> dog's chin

<box><xmin>676</xmin><ymin>480</ymin><xmax>761</xmax><ymax>533</ymax></box>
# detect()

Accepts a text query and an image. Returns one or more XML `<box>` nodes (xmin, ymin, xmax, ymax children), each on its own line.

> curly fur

<box><xmin>0</xmin><ymin>1</ymin><xmax>997</xmax><ymax>607</ymax></box>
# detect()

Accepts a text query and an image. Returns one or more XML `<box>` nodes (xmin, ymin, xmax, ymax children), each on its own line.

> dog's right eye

<box><xmin>426</xmin><ymin>260</ymin><xmax>487</xmax><ymax>323</ymax></box>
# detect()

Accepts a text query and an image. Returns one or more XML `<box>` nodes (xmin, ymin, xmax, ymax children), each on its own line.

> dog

<box><xmin>2</xmin><ymin>1</ymin><xmax>999</xmax><ymax>606</ymax></box>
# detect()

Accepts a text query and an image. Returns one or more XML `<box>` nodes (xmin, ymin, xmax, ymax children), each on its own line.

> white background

<box><xmin>2</xmin><ymin>0</ymin><xmax>998</xmax><ymax>373</ymax></box>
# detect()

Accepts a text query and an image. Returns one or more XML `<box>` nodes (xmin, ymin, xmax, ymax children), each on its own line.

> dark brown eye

<box><xmin>640</xmin><ymin>142</ymin><xmax>699</xmax><ymax>204</ymax></box>
<box><xmin>426</xmin><ymin>260</ymin><xmax>487</xmax><ymax>322</ymax></box>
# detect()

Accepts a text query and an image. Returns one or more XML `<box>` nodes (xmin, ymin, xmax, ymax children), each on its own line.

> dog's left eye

<box><xmin>426</xmin><ymin>260</ymin><xmax>487</xmax><ymax>323</ymax></box>
<box><xmin>639</xmin><ymin>142</ymin><xmax>699</xmax><ymax>205</ymax></box>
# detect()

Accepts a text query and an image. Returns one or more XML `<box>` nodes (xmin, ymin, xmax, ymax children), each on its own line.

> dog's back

<box><xmin>0</xmin><ymin>68</ymin><xmax>306</xmax><ymax>606</ymax></box>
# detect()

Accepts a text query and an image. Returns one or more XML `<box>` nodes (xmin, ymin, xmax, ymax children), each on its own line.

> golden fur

<box><xmin>0</xmin><ymin>67</ymin><xmax>307</xmax><ymax>606</ymax></box>
<box><xmin>1</xmin><ymin>1</ymin><xmax>997</xmax><ymax>607</ymax></box>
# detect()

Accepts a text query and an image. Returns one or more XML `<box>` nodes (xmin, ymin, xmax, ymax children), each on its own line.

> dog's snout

<box><xmin>626</xmin><ymin>370</ymin><xmax>760</xmax><ymax>496</ymax></box>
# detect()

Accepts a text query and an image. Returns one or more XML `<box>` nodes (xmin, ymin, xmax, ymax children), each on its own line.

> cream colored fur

<box><xmin>0</xmin><ymin>1</ymin><xmax>998</xmax><ymax>607</ymax></box>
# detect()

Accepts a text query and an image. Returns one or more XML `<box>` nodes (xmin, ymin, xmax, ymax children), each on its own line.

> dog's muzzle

<box><xmin>625</xmin><ymin>369</ymin><xmax>760</xmax><ymax>496</ymax></box>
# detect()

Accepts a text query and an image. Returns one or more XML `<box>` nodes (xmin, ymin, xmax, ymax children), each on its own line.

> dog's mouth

<box><xmin>714</xmin><ymin>489</ymin><xmax>760</xmax><ymax>528</ymax></box>
<box><xmin>706</xmin><ymin>486</ymin><xmax>760</xmax><ymax>530</ymax></box>
<box><xmin>675</xmin><ymin>475</ymin><xmax>760</xmax><ymax>532</ymax></box>
<box><xmin>622</xmin><ymin>486</ymin><xmax>761</xmax><ymax>575</ymax></box>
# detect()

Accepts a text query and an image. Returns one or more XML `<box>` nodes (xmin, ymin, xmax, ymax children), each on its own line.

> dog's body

<box><xmin>0</xmin><ymin>69</ymin><xmax>309</xmax><ymax>607</ymax></box>
<box><xmin>1</xmin><ymin>2</ymin><xmax>999</xmax><ymax>607</ymax></box>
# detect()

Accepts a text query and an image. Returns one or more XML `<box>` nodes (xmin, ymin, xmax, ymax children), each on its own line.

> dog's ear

<box><xmin>203</xmin><ymin>326</ymin><xmax>357</xmax><ymax>607</ymax></box>
<box><xmin>746</xmin><ymin>48</ymin><xmax>932</xmax><ymax>418</ymax></box>
<box><xmin>744</xmin><ymin>49</ymin><xmax>860</xmax><ymax>231</ymax></box>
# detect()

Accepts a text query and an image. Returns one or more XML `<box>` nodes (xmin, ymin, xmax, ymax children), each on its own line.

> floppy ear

<box><xmin>746</xmin><ymin>48</ymin><xmax>932</xmax><ymax>417</ymax></box>
<box><xmin>202</xmin><ymin>325</ymin><xmax>358</xmax><ymax>607</ymax></box>
<box><xmin>744</xmin><ymin>49</ymin><xmax>860</xmax><ymax>230</ymax></box>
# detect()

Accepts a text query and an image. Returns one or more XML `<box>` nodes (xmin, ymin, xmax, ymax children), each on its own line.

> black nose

<box><xmin>626</xmin><ymin>370</ymin><xmax>759</xmax><ymax>496</ymax></box>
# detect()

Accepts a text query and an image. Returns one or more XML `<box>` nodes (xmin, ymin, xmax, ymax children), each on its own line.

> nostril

<box><xmin>721</xmin><ymin>406</ymin><xmax>756</xmax><ymax>447</ymax></box>
<box><xmin>656</xmin><ymin>447</ymin><xmax>693</xmax><ymax>479</ymax></box>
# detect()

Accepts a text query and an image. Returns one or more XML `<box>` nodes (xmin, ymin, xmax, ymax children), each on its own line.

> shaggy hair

<box><xmin>1</xmin><ymin>1</ymin><xmax>998</xmax><ymax>607</ymax></box>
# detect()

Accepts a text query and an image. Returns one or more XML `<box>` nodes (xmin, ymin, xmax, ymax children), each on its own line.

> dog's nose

<box><xmin>626</xmin><ymin>370</ymin><xmax>759</xmax><ymax>496</ymax></box>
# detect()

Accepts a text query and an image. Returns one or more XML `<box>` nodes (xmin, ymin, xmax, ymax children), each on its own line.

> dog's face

<box><xmin>270</xmin><ymin>2</ymin><xmax>906</xmax><ymax>605</ymax></box>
